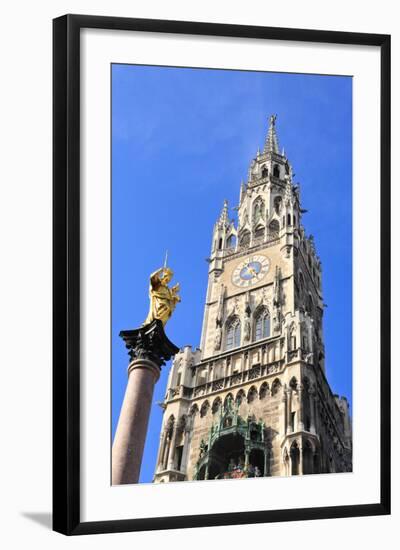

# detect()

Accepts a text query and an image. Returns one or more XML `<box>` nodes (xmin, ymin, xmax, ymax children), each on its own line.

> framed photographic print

<box><xmin>53</xmin><ymin>14</ymin><xmax>391</xmax><ymax>535</ymax></box>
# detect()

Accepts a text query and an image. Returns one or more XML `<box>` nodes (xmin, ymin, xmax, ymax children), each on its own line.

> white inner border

<box><xmin>81</xmin><ymin>28</ymin><xmax>381</xmax><ymax>523</ymax></box>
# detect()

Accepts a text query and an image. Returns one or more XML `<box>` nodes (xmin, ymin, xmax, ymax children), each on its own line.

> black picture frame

<box><xmin>53</xmin><ymin>14</ymin><xmax>391</xmax><ymax>535</ymax></box>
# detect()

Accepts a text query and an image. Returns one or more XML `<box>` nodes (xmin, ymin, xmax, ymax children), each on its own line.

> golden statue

<box><xmin>143</xmin><ymin>266</ymin><xmax>181</xmax><ymax>327</ymax></box>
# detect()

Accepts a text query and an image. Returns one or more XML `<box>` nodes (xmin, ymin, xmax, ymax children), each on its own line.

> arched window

<box><xmin>293</xmin><ymin>214</ymin><xmax>296</xmax><ymax>226</ymax></box>
<box><xmin>253</xmin><ymin>198</ymin><xmax>265</xmax><ymax>226</ymax></box>
<box><xmin>223</xmin><ymin>393</ymin><xmax>234</xmax><ymax>409</ymax></box>
<box><xmin>273</xmin><ymin>196</ymin><xmax>282</xmax><ymax>214</ymax></box>
<box><xmin>303</xmin><ymin>440</ymin><xmax>314</xmax><ymax>475</ymax></box>
<box><xmin>271</xmin><ymin>378</ymin><xmax>282</xmax><ymax>396</ymax></box>
<box><xmin>290</xmin><ymin>327</ymin><xmax>297</xmax><ymax>351</ymax></box>
<box><xmin>273</xmin><ymin>164</ymin><xmax>280</xmax><ymax>178</ymax></box>
<box><xmin>176</xmin><ymin>371</ymin><xmax>182</xmax><ymax>386</ymax></box>
<box><xmin>261</xmin><ymin>165</ymin><xmax>268</xmax><ymax>178</ymax></box>
<box><xmin>235</xmin><ymin>389</ymin><xmax>246</xmax><ymax>406</ymax></box>
<box><xmin>254</xmin><ymin>225</ymin><xmax>264</xmax><ymax>239</ymax></box>
<box><xmin>247</xmin><ymin>386</ymin><xmax>258</xmax><ymax>403</ymax></box>
<box><xmin>212</xmin><ymin>397</ymin><xmax>221</xmax><ymax>414</ymax></box>
<box><xmin>226</xmin><ymin>317</ymin><xmax>241</xmax><ymax>350</ymax></box>
<box><xmin>166</xmin><ymin>414</ymin><xmax>175</xmax><ymax>436</ymax></box>
<box><xmin>218</xmin><ymin>238</ymin><xmax>223</xmax><ymax>250</ymax></box>
<box><xmin>290</xmin><ymin>441</ymin><xmax>300</xmax><ymax>475</ymax></box>
<box><xmin>268</xmin><ymin>219</ymin><xmax>280</xmax><ymax>239</ymax></box>
<box><xmin>254</xmin><ymin>309</ymin><xmax>270</xmax><ymax>341</ymax></box>
<box><xmin>239</xmin><ymin>230</ymin><xmax>250</xmax><ymax>247</ymax></box>
<box><xmin>287</xmin><ymin>213</ymin><xmax>291</xmax><ymax>226</ymax></box>
<box><xmin>200</xmin><ymin>401</ymin><xmax>209</xmax><ymax>418</ymax></box>
<box><xmin>226</xmin><ymin>234</ymin><xmax>236</xmax><ymax>249</ymax></box>
<box><xmin>259</xmin><ymin>382</ymin><xmax>269</xmax><ymax>399</ymax></box>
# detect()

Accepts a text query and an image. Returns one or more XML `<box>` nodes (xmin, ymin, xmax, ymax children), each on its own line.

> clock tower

<box><xmin>153</xmin><ymin>116</ymin><xmax>352</xmax><ymax>483</ymax></box>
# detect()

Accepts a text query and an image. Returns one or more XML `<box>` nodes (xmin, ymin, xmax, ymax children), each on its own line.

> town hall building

<box><xmin>153</xmin><ymin>116</ymin><xmax>352</xmax><ymax>482</ymax></box>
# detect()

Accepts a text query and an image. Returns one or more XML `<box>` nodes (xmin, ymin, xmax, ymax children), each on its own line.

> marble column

<box><xmin>112</xmin><ymin>319</ymin><xmax>179</xmax><ymax>485</ymax></box>
<box><xmin>112</xmin><ymin>358</ymin><xmax>160</xmax><ymax>484</ymax></box>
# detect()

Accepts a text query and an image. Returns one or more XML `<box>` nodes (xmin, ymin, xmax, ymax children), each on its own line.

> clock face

<box><xmin>231</xmin><ymin>255</ymin><xmax>270</xmax><ymax>288</ymax></box>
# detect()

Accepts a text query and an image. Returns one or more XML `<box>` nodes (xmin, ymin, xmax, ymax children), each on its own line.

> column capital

<box><xmin>120</xmin><ymin>319</ymin><xmax>179</xmax><ymax>369</ymax></box>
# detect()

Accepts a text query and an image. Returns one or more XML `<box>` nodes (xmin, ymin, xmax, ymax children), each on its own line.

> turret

<box><xmin>208</xmin><ymin>199</ymin><xmax>237</xmax><ymax>272</ymax></box>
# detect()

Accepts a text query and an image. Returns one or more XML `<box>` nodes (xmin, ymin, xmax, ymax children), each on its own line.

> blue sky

<box><xmin>111</xmin><ymin>64</ymin><xmax>352</xmax><ymax>484</ymax></box>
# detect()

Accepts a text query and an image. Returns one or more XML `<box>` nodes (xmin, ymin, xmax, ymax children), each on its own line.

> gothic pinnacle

<box><xmin>219</xmin><ymin>199</ymin><xmax>229</xmax><ymax>225</ymax></box>
<box><xmin>264</xmin><ymin>114</ymin><xmax>280</xmax><ymax>154</ymax></box>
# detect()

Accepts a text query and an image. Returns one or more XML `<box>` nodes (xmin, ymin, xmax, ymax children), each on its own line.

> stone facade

<box><xmin>153</xmin><ymin>116</ymin><xmax>352</xmax><ymax>483</ymax></box>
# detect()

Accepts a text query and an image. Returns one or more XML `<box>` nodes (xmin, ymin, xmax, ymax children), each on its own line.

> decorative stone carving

<box><xmin>120</xmin><ymin>319</ymin><xmax>179</xmax><ymax>369</ymax></box>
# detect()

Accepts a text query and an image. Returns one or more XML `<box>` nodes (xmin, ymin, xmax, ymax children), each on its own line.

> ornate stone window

<box><xmin>268</xmin><ymin>219</ymin><xmax>280</xmax><ymax>239</ymax></box>
<box><xmin>259</xmin><ymin>382</ymin><xmax>269</xmax><ymax>399</ymax></box>
<box><xmin>254</xmin><ymin>225</ymin><xmax>265</xmax><ymax>239</ymax></box>
<box><xmin>271</xmin><ymin>378</ymin><xmax>282</xmax><ymax>396</ymax></box>
<box><xmin>225</xmin><ymin>317</ymin><xmax>241</xmax><ymax>350</ymax></box>
<box><xmin>273</xmin><ymin>196</ymin><xmax>282</xmax><ymax>214</ymax></box>
<box><xmin>224</xmin><ymin>393</ymin><xmax>234</xmax><ymax>408</ymax></box>
<box><xmin>247</xmin><ymin>386</ymin><xmax>258</xmax><ymax>403</ymax></box>
<box><xmin>273</xmin><ymin>164</ymin><xmax>280</xmax><ymax>178</ymax></box>
<box><xmin>290</xmin><ymin>441</ymin><xmax>300</xmax><ymax>475</ymax></box>
<box><xmin>239</xmin><ymin>230</ymin><xmax>250</xmax><ymax>247</ymax></box>
<box><xmin>254</xmin><ymin>308</ymin><xmax>270</xmax><ymax>341</ymax></box>
<box><xmin>200</xmin><ymin>401</ymin><xmax>209</xmax><ymax>418</ymax></box>
<box><xmin>261</xmin><ymin>165</ymin><xmax>268</xmax><ymax>178</ymax></box>
<box><xmin>235</xmin><ymin>389</ymin><xmax>245</xmax><ymax>406</ymax></box>
<box><xmin>212</xmin><ymin>397</ymin><xmax>221</xmax><ymax>414</ymax></box>
<box><xmin>226</xmin><ymin>234</ymin><xmax>236</xmax><ymax>249</ymax></box>
<box><xmin>253</xmin><ymin>198</ymin><xmax>264</xmax><ymax>225</ymax></box>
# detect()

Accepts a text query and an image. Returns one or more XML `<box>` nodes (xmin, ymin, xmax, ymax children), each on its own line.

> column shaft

<box><xmin>112</xmin><ymin>359</ymin><xmax>160</xmax><ymax>485</ymax></box>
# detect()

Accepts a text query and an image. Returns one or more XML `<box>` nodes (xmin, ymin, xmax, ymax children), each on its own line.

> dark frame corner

<box><xmin>53</xmin><ymin>14</ymin><xmax>391</xmax><ymax>536</ymax></box>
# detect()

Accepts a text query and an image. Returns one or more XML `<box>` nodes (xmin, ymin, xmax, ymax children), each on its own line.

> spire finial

<box><xmin>264</xmin><ymin>114</ymin><xmax>280</xmax><ymax>154</ymax></box>
<box><xmin>219</xmin><ymin>199</ymin><xmax>229</xmax><ymax>224</ymax></box>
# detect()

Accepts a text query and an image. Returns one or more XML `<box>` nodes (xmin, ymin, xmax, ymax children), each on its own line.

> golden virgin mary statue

<box><xmin>143</xmin><ymin>266</ymin><xmax>181</xmax><ymax>327</ymax></box>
